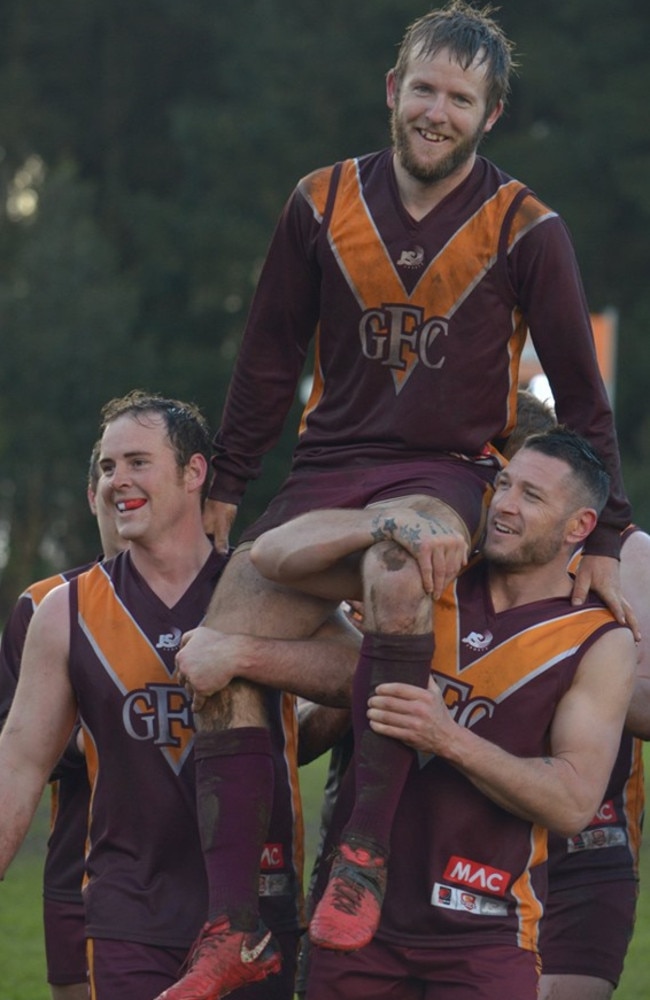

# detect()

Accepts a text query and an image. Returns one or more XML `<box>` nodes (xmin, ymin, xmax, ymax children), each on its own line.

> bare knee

<box><xmin>362</xmin><ymin>540</ymin><xmax>432</xmax><ymax>633</ymax></box>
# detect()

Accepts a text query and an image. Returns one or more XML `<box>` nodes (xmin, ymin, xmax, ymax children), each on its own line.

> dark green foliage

<box><xmin>0</xmin><ymin>0</ymin><xmax>648</xmax><ymax>615</ymax></box>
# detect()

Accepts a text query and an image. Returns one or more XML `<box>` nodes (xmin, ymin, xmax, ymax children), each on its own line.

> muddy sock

<box><xmin>194</xmin><ymin>726</ymin><xmax>274</xmax><ymax>929</ymax></box>
<box><xmin>341</xmin><ymin>631</ymin><xmax>434</xmax><ymax>857</ymax></box>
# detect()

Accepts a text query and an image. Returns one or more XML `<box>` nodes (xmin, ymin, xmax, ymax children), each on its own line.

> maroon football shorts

<box><xmin>87</xmin><ymin>930</ymin><xmax>299</xmax><ymax>1000</ymax></box>
<box><xmin>539</xmin><ymin>880</ymin><xmax>638</xmax><ymax>985</ymax></box>
<box><xmin>87</xmin><ymin>937</ymin><xmax>187</xmax><ymax>1000</ymax></box>
<box><xmin>306</xmin><ymin>936</ymin><xmax>540</xmax><ymax>999</ymax></box>
<box><xmin>238</xmin><ymin>457</ymin><xmax>497</xmax><ymax>546</ymax></box>
<box><xmin>43</xmin><ymin>897</ymin><xmax>87</xmax><ymax>986</ymax></box>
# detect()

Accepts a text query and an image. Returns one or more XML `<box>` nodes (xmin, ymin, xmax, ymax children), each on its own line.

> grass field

<box><xmin>1</xmin><ymin>754</ymin><xmax>648</xmax><ymax>998</ymax></box>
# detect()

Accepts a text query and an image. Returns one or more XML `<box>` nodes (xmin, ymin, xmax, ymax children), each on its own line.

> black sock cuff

<box><xmin>360</xmin><ymin>630</ymin><xmax>434</xmax><ymax>662</ymax></box>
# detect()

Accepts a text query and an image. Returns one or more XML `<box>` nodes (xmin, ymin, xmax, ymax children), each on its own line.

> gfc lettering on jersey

<box><xmin>434</xmin><ymin>674</ymin><xmax>495</xmax><ymax>730</ymax></box>
<box><xmin>359</xmin><ymin>305</ymin><xmax>448</xmax><ymax>390</ymax></box>
<box><xmin>122</xmin><ymin>684</ymin><xmax>193</xmax><ymax>746</ymax></box>
<box><xmin>77</xmin><ymin>563</ymin><xmax>195</xmax><ymax>777</ymax></box>
<box><xmin>315</xmin><ymin>158</ymin><xmax>533</xmax><ymax>402</ymax></box>
<box><xmin>443</xmin><ymin>855</ymin><xmax>511</xmax><ymax>897</ymax></box>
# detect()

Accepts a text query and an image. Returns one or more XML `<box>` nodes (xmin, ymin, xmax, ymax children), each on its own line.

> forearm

<box><xmin>368</xmin><ymin>670</ymin><xmax>626</xmax><ymax>838</ymax></box>
<box><xmin>251</xmin><ymin>503</ymin><xmax>445</xmax><ymax>586</ymax></box>
<box><xmin>440</xmin><ymin>723</ymin><xmax>602</xmax><ymax>837</ymax></box>
<box><xmin>251</xmin><ymin>510</ymin><xmax>381</xmax><ymax>584</ymax></box>
<box><xmin>178</xmin><ymin>610</ymin><xmax>360</xmax><ymax>707</ymax></box>
<box><xmin>0</xmin><ymin>750</ymin><xmax>53</xmax><ymax>878</ymax></box>
<box><xmin>235</xmin><ymin>632</ymin><xmax>357</xmax><ymax>707</ymax></box>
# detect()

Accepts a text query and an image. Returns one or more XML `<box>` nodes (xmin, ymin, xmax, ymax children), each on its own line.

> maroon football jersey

<box><xmin>211</xmin><ymin>151</ymin><xmax>628</xmax><ymax>556</ymax></box>
<box><xmin>318</xmin><ymin>559</ymin><xmax>620</xmax><ymax>955</ymax></box>
<box><xmin>67</xmin><ymin>550</ymin><xmax>303</xmax><ymax>948</ymax></box>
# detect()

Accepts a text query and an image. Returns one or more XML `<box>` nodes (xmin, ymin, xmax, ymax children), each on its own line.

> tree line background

<box><xmin>0</xmin><ymin>0</ymin><xmax>648</xmax><ymax>619</ymax></box>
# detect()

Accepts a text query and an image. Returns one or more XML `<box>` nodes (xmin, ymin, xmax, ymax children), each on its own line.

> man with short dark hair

<box><xmin>504</xmin><ymin>401</ymin><xmax>649</xmax><ymax>1000</ymax></box>
<box><xmin>251</xmin><ymin>428</ymin><xmax>636</xmax><ymax>997</ymax></box>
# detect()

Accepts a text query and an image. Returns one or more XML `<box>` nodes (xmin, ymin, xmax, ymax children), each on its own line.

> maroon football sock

<box><xmin>341</xmin><ymin>631</ymin><xmax>434</xmax><ymax>857</ymax></box>
<box><xmin>194</xmin><ymin>726</ymin><xmax>274</xmax><ymax>929</ymax></box>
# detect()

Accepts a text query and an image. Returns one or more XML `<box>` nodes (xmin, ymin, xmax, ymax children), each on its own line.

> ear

<box><xmin>185</xmin><ymin>453</ymin><xmax>208</xmax><ymax>494</ymax></box>
<box><xmin>87</xmin><ymin>486</ymin><xmax>98</xmax><ymax>516</ymax></box>
<box><xmin>386</xmin><ymin>68</ymin><xmax>398</xmax><ymax>110</ymax></box>
<box><xmin>565</xmin><ymin>507</ymin><xmax>599</xmax><ymax>547</ymax></box>
<box><xmin>483</xmin><ymin>99</ymin><xmax>504</xmax><ymax>134</ymax></box>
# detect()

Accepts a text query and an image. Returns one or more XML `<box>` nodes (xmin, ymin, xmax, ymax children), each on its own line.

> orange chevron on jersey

<box><xmin>506</xmin><ymin>195</ymin><xmax>557</xmax><ymax>251</ymax></box>
<box><xmin>433</xmin><ymin>592</ymin><xmax>616</xmax><ymax>705</ymax></box>
<box><xmin>329</xmin><ymin>161</ymin><xmax>528</xmax><ymax>310</ymax></box>
<box><xmin>22</xmin><ymin>572</ymin><xmax>67</xmax><ymax>608</ymax></box>
<box><xmin>76</xmin><ymin>564</ymin><xmax>193</xmax><ymax>774</ymax></box>
<box><xmin>297</xmin><ymin>164</ymin><xmax>534</xmax><ymax>426</ymax></box>
<box><xmin>299</xmin><ymin>165</ymin><xmax>338</xmax><ymax>221</ymax></box>
<box><xmin>310</xmin><ymin>159</ymin><xmax>532</xmax><ymax>396</ymax></box>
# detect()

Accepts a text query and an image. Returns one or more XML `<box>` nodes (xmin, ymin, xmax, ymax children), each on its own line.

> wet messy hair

<box><xmin>99</xmin><ymin>390</ymin><xmax>212</xmax><ymax>500</ymax></box>
<box><xmin>521</xmin><ymin>427</ymin><xmax>610</xmax><ymax>516</ymax></box>
<box><xmin>392</xmin><ymin>1</ymin><xmax>516</xmax><ymax>114</ymax></box>
<box><xmin>502</xmin><ymin>390</ymin><xmax>557</xmax><ymax>460</ymax></box>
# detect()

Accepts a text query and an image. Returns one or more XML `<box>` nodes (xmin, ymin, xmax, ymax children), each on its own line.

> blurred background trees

<box><xmin>0</xmin><ymin>0</ymin><xmax>648</xmax><ymax>616</ymax></box>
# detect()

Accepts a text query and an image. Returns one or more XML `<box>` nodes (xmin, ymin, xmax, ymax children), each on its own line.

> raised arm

<box><xmin>250</xmin><ymin>503</ymin><xmax>468</xmax><ymax>601</ymax></box>
<box><xmin>367</xmin><ymin>626</ymin><xmax>635</xmax><ymax>837</ymax></box>
<box><xmin>0</xmin><ymin>584</ymin><xmax>76</xmax><ymax>878</ymax></box>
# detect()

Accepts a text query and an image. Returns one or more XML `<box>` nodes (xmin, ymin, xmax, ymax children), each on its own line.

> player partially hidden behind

<box><xmin>0</xmin><ymin>442</ymin><xmax>126</xmax><ymax>1000</ymax></box>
